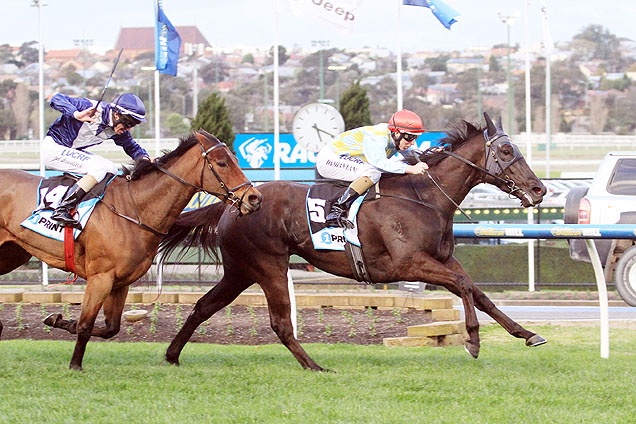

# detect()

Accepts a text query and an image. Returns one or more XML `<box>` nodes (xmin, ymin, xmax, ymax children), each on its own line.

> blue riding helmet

<box><xmin>112</xmin><ymin>93</ymin><xmax>147</xmax><ymax>123</ymax></box>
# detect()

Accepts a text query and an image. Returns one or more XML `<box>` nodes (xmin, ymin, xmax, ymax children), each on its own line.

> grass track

<box><xmin>1</xmin><ymin>325</ymin><xmax>635</xmax><ymax>424</ymax></box>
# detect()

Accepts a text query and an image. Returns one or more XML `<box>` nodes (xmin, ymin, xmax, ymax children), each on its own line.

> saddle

<box><xmin>307</xmin><ymin>171</ymin><xmax>380</xmax><ymax>283</ymax></box>
<box><xmin>20</xmin><ymin>173</ymin><xmax>115</xmax><ymax>241</ymax></box>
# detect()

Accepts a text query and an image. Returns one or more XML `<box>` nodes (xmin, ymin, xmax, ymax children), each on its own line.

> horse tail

<box><xmin>159</xmin><ymin>203</ymin><xmax>227</xmax><ymax>264</ymax></box>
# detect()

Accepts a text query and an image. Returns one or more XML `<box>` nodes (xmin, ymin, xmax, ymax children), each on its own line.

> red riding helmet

<box><xmin>387</xmin><ymin>109</ymin><xmax>425</xmax><ymax>134</ymax></box>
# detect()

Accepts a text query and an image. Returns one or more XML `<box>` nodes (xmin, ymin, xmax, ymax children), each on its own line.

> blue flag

<box><xmin>403</xmin><ymin>0</ymin><xmax>459</xmax><ymax>30</ymax></box>
<box><xmin>155</xmin><ymin>0</ymin><xmax>181</xmax><ymax>76</ymax></box>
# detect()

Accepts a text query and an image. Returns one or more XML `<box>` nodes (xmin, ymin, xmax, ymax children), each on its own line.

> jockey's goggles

<box><xmin>117</xmin><ymin>113</ymin><xmax>141</xmax><ymax>129</ymax></box>
<box><xmin>401</xmin><ymin>133</ymin><xmax>419</xmax><ymax>142</ymax></box>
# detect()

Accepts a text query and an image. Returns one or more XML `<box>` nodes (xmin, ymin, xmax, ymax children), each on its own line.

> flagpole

<box><xmin>524</xmin><ymin>0</ymin><xmax>535</xmax><ymax>292</ymax></box>
<box><xmin>273</xmin><ymin>0</ymin><xmax>281</xmax><ymax>181</ymax></box>
<box><xmin>37</xmin><ymin>0</ymin><xmax>48</xmax><ymax>286</ymax></box>
<box><xmin>396</xmin><ymin>0</ymin><xmax>403</xmax><ymax>111</ymax></box>
<box><xmin>274</xmin><ymin>0</ymin><xmax>294</xmax><ymax>336</ymax></box>
<box><xmin>154</xmin><ymin>0</ymin><xmax>163</xmax><ymax>290</ymax></box>
<box><xmin>540</xmin><ymin>0</ymin><xmax>552</xmax><ymax>178</ymax></box>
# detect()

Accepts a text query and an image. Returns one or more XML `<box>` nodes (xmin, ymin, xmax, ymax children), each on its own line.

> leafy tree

<box><xmin>190</xmin><ymin>92</ymin><xmax>235</xmax><ymax>151</ymax></box>
<box><xmin>425</xmin><ymin>55</ymin><xmax>449</xmax><ymax>72</ymax></box>
<box><xmin>199</xmin><ymin>59</ymin><xmax>229</xmax><ymax>85</ymax></box>
<box><xmin>65</xmin><ymin>69</ymin><xmax>83</xmax><ymax>87</ymax></box>
<box><xmin>165</xmin><ymin>113</ymin><xmax>190</xmax><ymax>137</ymax></box>
<box><xmin>573</xmin><ymin>25</ymin><xmax>619</xmax><ymax>61</ymax></box>
<box><xmin>266</xmin><ymin>45</ymin><xmax>289</xmax><ymax>66</ymax></box>
<box><xmin>17</xmin><ymin>41</ymin><xmax>39</xmax><ymax>65</ymax></box>
<box><xmin>488</xmin><ymin>55</ymin><xmax>501</xmax><ymax>73</ymax></box>
<box><xmin>339</xmin><ymin>81</ymin><xmax>371</xmax><ymax>130</ymax></box>
<box><xmin>0</xmin><ymin>108</ymin><xmax>16</xmax><ymax>139</ymax></box>
<box><xmin>0</xmin><ymin>44</ymin><xmax>15</xmax><ymax>65</ymax></box>
<box><xmin>242</xmin><ymin>53</ymin><xmax>254</xmax><ymax>64</ymax></box>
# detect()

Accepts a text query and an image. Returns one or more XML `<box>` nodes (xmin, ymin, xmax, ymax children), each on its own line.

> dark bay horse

<box><xmin>0</xmin><ymin>130</ymin><xmax>262</xmax><ymax>370</ymax></box>
<box><xmin>160</xmin><ymin>114</ymin><xmax>547</xmax><ymax>370</ymax></box>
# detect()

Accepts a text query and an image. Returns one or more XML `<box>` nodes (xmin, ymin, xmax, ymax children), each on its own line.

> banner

<box><xmin>287</xmin><ymin>0</ymin><xmax>362</xmax><ymax>33</ymax></box>
<box><xmin>403</xmin><ymin>0</ymin><xmax>459</xmax><ymax>30</ymax></box>
<box><xmin>234</xmin><ymin>132</ymin><xmax>447</xmax><ymax>169</ymax></box>
<box><xmin>155</xmin><ymin>0</ymin><xmax>181</xmax><ymax>76</ymax></box>
<box><xmin>539</xmin><ymin>0</ymin><xmax>554</xmax><ymax>53</ymax></box>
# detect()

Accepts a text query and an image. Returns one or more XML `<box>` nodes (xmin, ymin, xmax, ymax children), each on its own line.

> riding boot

<box><xmin>325</xmin><ymin>188</ymin><xmax>361</xmax><ymax>229</ymax></box>
<box><xmin>51</xmin><ymin>184</ymin><xmax>86</xmax><ymax>228</ymax></box>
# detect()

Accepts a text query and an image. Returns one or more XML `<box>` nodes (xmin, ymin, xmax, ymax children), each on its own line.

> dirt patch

<box><xmin>0</xmin><ymin>303</ymin><xmax>432</xmax><ymax>345</ymax></box>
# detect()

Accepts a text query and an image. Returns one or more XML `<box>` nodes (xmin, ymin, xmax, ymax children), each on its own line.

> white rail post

<box><xmin>584</xmin><ymin>240</ymin><xmax>610</xmax><ymax>359</ymax></box>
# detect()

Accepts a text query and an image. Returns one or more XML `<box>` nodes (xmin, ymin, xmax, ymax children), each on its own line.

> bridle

<box><xmin>382</xmin><ymin>128</ymin><xmax>530</xmax><ymax>220</ymax></box>
<box><xmin>154</xmin><ymin>140</ymin><xmax>253</xmax><ymax>213</ymax></box>
<box><xmin>441</xmin><ymin>128</ymin><xmax>526</xmax><ymax>198</ymax></box>
<box><xmin>106</xmin><ymin>135</ymin><xmax>254</xmax><ymax>236</ymax></box>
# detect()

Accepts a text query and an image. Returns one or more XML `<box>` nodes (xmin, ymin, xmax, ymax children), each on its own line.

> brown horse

<box><xmin>160</xmin><ymin>113</ymin><xmax>547</xmax><ymax>370</ymax></box>
<box><xmin>0</xmin><ymin>130</ymin><xmax>262</xmax><ymax>370</ymax></box>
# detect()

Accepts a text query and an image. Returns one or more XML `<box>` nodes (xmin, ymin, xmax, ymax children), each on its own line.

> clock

<box><xmin>292</xmin><ymin>103</ymin><xmax>345</xmax><ymax>152</ymax></box>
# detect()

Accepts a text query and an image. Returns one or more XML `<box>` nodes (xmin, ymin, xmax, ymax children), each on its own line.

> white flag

<box><xmin>287</xmin><ymin>0</ymin><xmax>362</xmax><ymax>33</ymax></box>
<box><xmin>539</xmin><ymin>0</ymin><xmax>554</xmax><ymax>53</ymax></box>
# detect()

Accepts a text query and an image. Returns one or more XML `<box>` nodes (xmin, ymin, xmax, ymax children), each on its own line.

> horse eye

<box><xmin>499</xmin><ymin>145</ymin><xmax>513</xmax><ymax>156</ymax></box>
<box><xmin>216</xmin><ymin>160</ymin><xmax>228</xmax><ymax>168</ymax></box>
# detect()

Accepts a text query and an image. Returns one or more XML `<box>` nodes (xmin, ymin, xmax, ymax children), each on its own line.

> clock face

<box><xmin>292</xmin><ymin>103</ymin><xmax>345</xmax><ymax>152</ymax></box>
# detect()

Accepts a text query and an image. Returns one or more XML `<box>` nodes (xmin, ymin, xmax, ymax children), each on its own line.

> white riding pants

<box><xmin>316</xmin><ymin>148</ymin><xmax>383</xmax><ymax>183</ymax></box>
<box><xmin>41</xmin><ymin>136</ymin><xmax>119</xmax><ymax>183</ymax></box>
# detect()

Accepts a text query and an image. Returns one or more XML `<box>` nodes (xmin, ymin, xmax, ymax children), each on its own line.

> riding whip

<box><xmin>90</xmin><ymin>48</ymin><xmax>124</xmax><ymax>117</ymax></box>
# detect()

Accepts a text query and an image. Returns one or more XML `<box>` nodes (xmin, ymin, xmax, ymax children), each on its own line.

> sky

<box><xmin>3</xmin><ymin>0</ymin><xmax>635</xmax><ymax>55</ymax></box>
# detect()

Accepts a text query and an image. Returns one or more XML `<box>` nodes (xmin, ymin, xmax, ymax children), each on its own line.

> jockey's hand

<box><xmin>73</xmin><ymin>108</ymin><xmax>100</xmax><ymax>123</ymax></box>
<box><xmin>405</xmin><ymin>162</ymin><xmax>429</xmax><ymax>175</ymax></box>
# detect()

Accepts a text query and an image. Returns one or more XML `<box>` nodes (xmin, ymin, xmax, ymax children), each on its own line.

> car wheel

<box><xmin>615</xmin><ymin>245</ymin><xmax>636</xmax><ymax>307</ymax></box>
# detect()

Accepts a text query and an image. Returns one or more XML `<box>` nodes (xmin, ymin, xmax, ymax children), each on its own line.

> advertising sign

<box><xmin>234</xmin><ymin>132</ymin><xmax>446</xmax><ymax>169</ymax></box>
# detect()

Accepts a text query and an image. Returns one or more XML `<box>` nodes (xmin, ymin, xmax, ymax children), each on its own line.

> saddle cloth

<box><xmin>306</xmin><ymin>183</ymin><xmax>368</xmax><ymax>251</ymax></box>
<box><xmin>20</xmin><ymin>173</ymin><xmax>115</xmax><ymax>241</ymax></box>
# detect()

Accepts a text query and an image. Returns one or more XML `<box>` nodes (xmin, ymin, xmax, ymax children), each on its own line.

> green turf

<box><xmin>1</xmin><ymin>325</ymin><xmax>634</xmax><ymax>423</ymax></box>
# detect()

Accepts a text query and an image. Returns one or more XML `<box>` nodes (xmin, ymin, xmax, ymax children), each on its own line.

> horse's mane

<box><xmin>122</xmin><ymin>133</ymin><xmax>200</xmax><ymax>180</ymax></box>
<box><xmin>404</xmin><ymin>120</ymin><xmax>484</xmax><ymax>167</ymax></box>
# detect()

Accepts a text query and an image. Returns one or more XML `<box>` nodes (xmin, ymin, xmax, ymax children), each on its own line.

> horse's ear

<box><xmin>497</xmin><ymin>115</ymin><xmax>504</xmax><ymax>130</ymax></box>
<box><xmin>483</xmin><ymin>112</ymin><xmax>497</xmax><ymax>138</ymax></box>
<box><xmin>196</xmin><ymin>128</ymin><xmax>220</xmax><ymax>143</ymax></box>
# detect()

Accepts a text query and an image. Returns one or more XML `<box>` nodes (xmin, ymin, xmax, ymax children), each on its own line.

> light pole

<box><xmin>31</xmin><ymin>0</ymin><xmax>47</xmax><ymax>286</ymax></box>
<box><xmin>499</xmin><ymin>12</ymin><xmax>519</xmax><ymax>133</ymax></box>
<box><xmin>328</xmin><ymin>65</ymin><xmax>347</xmax><ymax>109</ymax></box>
<box><xmin>311</xmin><ymin>40</ymin><xmax>330</xmax><ymax>102</ymax></box>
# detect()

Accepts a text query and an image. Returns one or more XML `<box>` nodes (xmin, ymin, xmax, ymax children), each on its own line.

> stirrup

<box><xmin>325</xmin><ymin>212</ymin><xmax>354</xmax><ymax>229</ymax></box>
<box><xmin>51</xmin><ymin>209</ymin><xmax>82</xmax><ymax>229</ymax></box>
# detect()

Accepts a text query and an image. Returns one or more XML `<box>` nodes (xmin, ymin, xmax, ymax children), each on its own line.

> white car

<box><xmin>564</xmin><ymin>151</ymin><xmax>636</xmax><ymax>306</ymax></box>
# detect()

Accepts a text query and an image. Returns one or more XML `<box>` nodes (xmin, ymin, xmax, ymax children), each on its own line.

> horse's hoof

<box><xmin>165</xmin><ymin>355</ymin><xmax>180</xmax><ymax>366</ymax></box>
<box><xmin>44</xmin><ymin>313</ymin><xmax>62</xmax><ymax>327</ymax></box>
<box><xmin>69</xmin><ymin>364</ymin><xmax>83</xmax><ymax>372</ymax></box>
<box><xmin>464</xmin><ymin>343</ymin><xmax>480</xmax><ymax>359</ymax></box>
<box><xmin>526</xmin><ymin>334</ymin><xmax>548</xmax><ymax>347</ymax></box>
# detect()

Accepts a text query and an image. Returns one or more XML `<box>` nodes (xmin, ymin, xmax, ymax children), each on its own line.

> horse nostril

<box><xmin>532</xmin><ymin>186</ymin><xmax>546</xmax><ymax>196</ymax></box>
<box><xmin>249</xmin><ymin>194</ymin><xmax>262</xmax><ymax>206</ymax></box>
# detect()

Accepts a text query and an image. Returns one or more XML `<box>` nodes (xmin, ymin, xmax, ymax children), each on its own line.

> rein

<box><xmin>105</xmin><ymin>138</ymin><xmax>254</xmax><ymax>236</ymax></box>
<box><xmin>386</xmin><ymin>129</ymin><xmax>528</xmax><ymax>220</ymax></box>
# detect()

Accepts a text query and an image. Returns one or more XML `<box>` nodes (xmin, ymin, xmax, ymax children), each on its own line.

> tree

<box><xmin>339</xmin><ymin>81</ymin><xmax>371</xmax><ymax>130</ymax></box>
<box><xmin>199</xmin><ymin>59</ymin><xmax>229</xmax><ymax>85</ymax></box>
<box><xmin>17</xmin><ymin>41</ymin><xmax>39</xmax><ymax>65</ymax></box>
<box><xmin>11</xmin><ymin>83</ymin><xmax>31</xmax><ymax>138</ymax></box>
<box><xmin>190</xmin><ymin>92</ymin><xmax>235</xmax><ymax>151</ymax></box>
<box><xmin>589</xmin><ymin>94</ymin><xmax>609</xmax><ymax>134</ymax></box>
<box><xmin>425</xmin><ymin>55</ymin><xmax>449</xmax><ymax>72</ymax></box>
<box><xmin>266</xmin><ymin>45</ymin><xmax>289</xmax><ymax>66</ymax></box>
<box><xmin>165</xmin><ymin>113</ymin><xmax>190</xmax><ymax>137</ymax></box>
<box><xmin>242</xmin><ymin>53</ymin><xmax>254</xmax><ymax>64</ymax></box>
<box><xmin>488</xmin><ymin>55</ymin><xmax>501</xmax><ymax>73</ymax></box>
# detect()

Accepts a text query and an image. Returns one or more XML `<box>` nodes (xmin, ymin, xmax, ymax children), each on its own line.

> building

<box><xmin>114</xmin><ymin>26</ymin><xmax>211</xmax><ymax>59</ymax></box>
